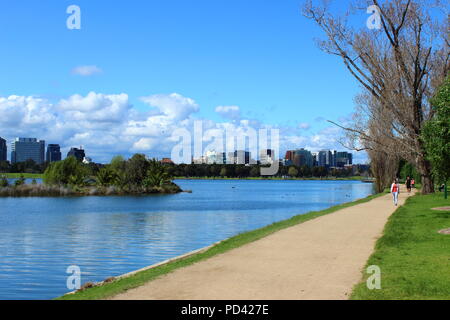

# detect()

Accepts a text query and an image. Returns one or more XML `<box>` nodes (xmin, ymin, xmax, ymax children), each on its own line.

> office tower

<box><xmin>11</xmin><ymin>138</ymin><xmax>45</xmax><ymax>164</ymax></box>
<box><xmin>46</xmin><ymin>144</ymin><xmax>62</xmax><ymax>163</ymax></box>
<box><xmin>293</xmin><ymin>149</ymin><xmax>314</xmax><ymax>167</ymax></box>
<box><xmin>335</xmin><ymin>151</ymin><xmax>353</xmax><ymax>167</ymax></box>
<box><xmin>67</xmin><ymin>147</ymin><xmax>86</xmax><ymax>162</ymax></box>
<box><xmin>260</xmin><ymin>149</ymin><xmax>274</xmax><ymax>165</ymax></box>
<box><xmin>227</xmin><ymin>150</ymin><xmax>251</xmax><ymax>165</ymax></box>
<box><xmin>0</xmin><ymin>137</ymin><xmax>6</xmax><ymax>162</ymax></box>
<box><xmin>318</xmin><ymin>150</ymin><xmax>333</xmax><ymax>167</ymax></box>
<box><xmin>205</xmin><ymin>151</ymin><xmax>226</xmax><ymax>165</ymax></box>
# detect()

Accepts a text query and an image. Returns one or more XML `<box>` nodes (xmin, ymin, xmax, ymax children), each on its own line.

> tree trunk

<box><xmin>416</xmin><ymin>154</ymin><xmax>435</xmax><ymax>194</ymax></box>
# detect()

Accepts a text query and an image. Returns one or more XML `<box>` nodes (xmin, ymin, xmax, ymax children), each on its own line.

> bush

<box><xmin>0</xmin><ymin>176</ymin><xmax>8</xmax><ymax>188</ymax></box>
<box><xmin>44</xmin><ymin>156</ymin><xmax>89</xmax><ymax>186</ymax></box>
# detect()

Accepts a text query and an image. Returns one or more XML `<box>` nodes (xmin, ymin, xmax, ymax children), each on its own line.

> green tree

<box><xmin>125</xmin><ymin>154</ymin><xmax>149</xmax><ymax>186</ymax></box>
<box><xmin>422</xmin><ymin>77</ymin><xmax>450</xmax><ymax>186</ymax></box>
<box><xmin>110</xmin><ymin>155</ymin><xmax>126</xmax><ymax>172</ymax></box>
<box><xmin>96</xmin><ymin>166</ymin><xmax>118</xmax><ymax>187</ymax></box>
<box><xmin>0</xmin><ymin>176</ymin><xmax>9</xmax><ymax>187</ymax></box>
<box><xmin>143</xmin><ymin>159</ymin><xmax>171</xmax><ymax>189</ymax></box>
<box><xmin>43</xmin><ymin>156</ymin><xmax>88</xmax><ymax>186</ymax></box>
<box><xmin>288</xmin><ymin>166</ymin><xmax>298</xmax><ymax>178</ymax></box>
<box><xmin>220</xmin><ymin>167</ymin><xmax>228</xmax><ymax>178</ymax></box>
<box><xmin>250</xmin><ymin>166</ymin><xmax>260</xmax><ymax>178</ymax></box>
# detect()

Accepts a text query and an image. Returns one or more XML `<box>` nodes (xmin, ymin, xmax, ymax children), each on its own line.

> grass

<box><xmin>2</xmin><ymin>173</ymin><xmax>43</xmax><ymax>179</ymax></box>
<box><xmin>351</xmin><ymin>193</ymin><xmax>450</xmax><ymax>300</ymax></box>
<box><xmin>57</xmin><ymin>192</ymin><xmax>385</xmax><ymax>300</ymax></box>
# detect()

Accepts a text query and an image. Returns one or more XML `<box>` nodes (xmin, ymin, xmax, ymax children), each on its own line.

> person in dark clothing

<box><xmin>406</xmin><ymin>176</ymin><xmax>412</xmax><ymax>194</ymax></box>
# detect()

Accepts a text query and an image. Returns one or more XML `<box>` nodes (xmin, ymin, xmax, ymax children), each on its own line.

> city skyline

<box><xmin>0</xmin><ymin>0</ymin><xmax>369</xmax><ymax>164</ymax></box>
<box><xmin>0</xmin><ymin>134</ymin><xmax>359</xmax><ymax>167</ymax></box>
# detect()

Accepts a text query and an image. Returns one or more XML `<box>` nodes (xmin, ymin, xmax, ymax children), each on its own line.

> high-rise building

<box><xmin>293</xmin><ymin>149</ymin><xmax>314</xmax><ymax>167</ymax></box>
<box><xmin>260</xmin><ymin>149</ymin><xmax>275</xmax><ymax>165</ymax></box>
<box><xmin>335</xmin><ymin>151</ymin><xmax>353</xmax><ymax>167</ymax></box>
<box><xmin>228</xmin><ymin>150</ymin><xmax>251</xmax><ymax>165</ymax></box>
<box><xmin>46</xmin><ymin>144</ymin><xmax>62</xmax><ymax>163</ymax></box>
<box><xmin>0</xmin><ymin>137</ymin><xmax>6</xmax><ymax>162</ymax></box>
<box><xmin>67</xmin><ymin>147</ymin><xmax>86</xmax><ymax>162</ymax></box>
<box><xmin>318</xmin><ymin>150</ymin><xmax>333</xmax><ymax>167</ymax></box>
<box><xmin>284</xmin><ymin>150</ymin><xmax>295</xmax><ymax>166</ymax></box>
<box><xmin>11</xmin><ymin>138</ymin><xmax>45</xmax><ymax>164</ymax></box>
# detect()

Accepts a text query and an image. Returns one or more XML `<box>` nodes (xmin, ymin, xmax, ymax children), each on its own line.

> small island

<box><xmin>0</xmin><ymin>154</ymin><xmax>182</xmax><ymax>197</ymax></box>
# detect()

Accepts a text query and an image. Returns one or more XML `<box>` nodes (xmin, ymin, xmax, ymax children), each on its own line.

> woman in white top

<box><xmin>391</xmin><ymin>179</ymin><xmax>400</xmax><ymax>206</ymax></box>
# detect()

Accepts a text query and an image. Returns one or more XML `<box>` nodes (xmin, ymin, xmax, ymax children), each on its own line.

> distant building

<box><xmin>67</xmin><ymin>147</ymin><xmax>86</xmax><ymax>162</ymax></box>
<box><xmin>228</xmin><ymin>150</ymin><xmax>251</xmax><ymax>165</ymax></box>
<box><xmin>260</xmin><ymin>149</ymin><xmax>275</xmax><ymax>165</ymax></box>
<box><xmin>335</xmin><ymin>151</ymin><xmax>353</xmax><ymax>168</ymax></box>
<box><xmin>82</xmin><ymin>157</ymin><xmax>92</xmax><ymax>164</ymax></box>
<box><xmin>0</xmin><ymin>137</ymin><xmax>6</xmax><ymax>162</ymax></box>
<box><xmin>160</xmin><ymin>158</ymin><xmax>174</xmax><ymax>165</ymax></box>
<box><xmin>293</xmin><ymin>149</ymin><xmax>314</xmax><ymax>167</ymax></box>
<box><xmin>11</xmin><ymin>138</ymin><xmax>45</xmax><ymax>164</ymax></box>
<box><xmin>318</xmin><ymin>150</ymin><xmax>333</xmax><ymax>167</ymax></box>
<box><xmin>204</xmin><ymin>151</ymin><xmax>226</xmax><ymax>165</ymax></box>
<box><xmin>284</xmin><ymin>151</ymin><xmax>295</xmax><ymax>166</ymax></box>
<box><xmin>46</xmin><ymin>144</ymin><xmax>61</xmax><ymax>163</ymax></box>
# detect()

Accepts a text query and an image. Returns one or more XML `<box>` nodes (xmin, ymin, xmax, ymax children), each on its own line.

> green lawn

<box><xmin>58</xmin><ymin>192</ymin><xmax>385</xmax><ymax>300</ymax></box>
<box><xmin>351</xmin><ymin>193</ymin><xmax>450</xmax><ymax>300</ymax></box>
<box><xmin>1</xmin><ymin>173</ymin><xmax>43</xmax><ymax>179</ymax></box>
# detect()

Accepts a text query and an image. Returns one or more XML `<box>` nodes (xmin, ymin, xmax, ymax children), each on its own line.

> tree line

<box><xmin>303</xmin><ymin>0</ymin><xmax>449</xmax><ymax>194</ymax></box>
<box><xmin>164</xmin><ymin>164</ymin><xmax>358</xmax><ymax>179</ymax></box>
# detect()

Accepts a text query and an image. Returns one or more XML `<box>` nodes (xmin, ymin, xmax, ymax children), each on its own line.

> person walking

<box><xmin>411</xmin><ymin>178</ymin><xmax>415</xmax><ymax>189</ymax></box>
<box><xmin>406</xmin><ymin>176</ymin><xmax>412</xmax><ymax>194</ymax></box>
<box><xmin>391</xmin><ymin>179</ymin><xmax>400</xmax><ymax>206</ymax></box>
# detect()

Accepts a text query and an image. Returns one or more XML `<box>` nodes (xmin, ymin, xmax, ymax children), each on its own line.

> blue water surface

<box><xmin>0</xmin><ymin>179</ymin><xmax>373</xmax><ymax>300</ymax></box>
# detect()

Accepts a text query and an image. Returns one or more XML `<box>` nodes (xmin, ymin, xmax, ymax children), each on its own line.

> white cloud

<box><xmin>71</xmin><ymin>65</ymin><xmax>103</xmax><ymax>76</ymax></box>
<box><xmin>298</xmin><ymin>122</ymin><xmax>311</xmax><ymax>130</ymax></box>
<box><xmin>58</xmin><ymin>92</ymin><xmax>130</xmax><ymax>123</ymax></box>
<box><xmin>0</xmin><ymin>92</ymin><xmax>367</xmax><ymax>163</ymax></box>
<box><xmin>140</xmin><ymin>93</ymin><xmax>199</xmax><ymax>121</ymax></box>
<box><xmin>215</xmin><ymin>105</ymin><xmax>241</xmax><ymax>120</ymax></box>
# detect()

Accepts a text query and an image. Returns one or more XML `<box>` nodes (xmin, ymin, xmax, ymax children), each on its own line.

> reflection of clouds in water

<box><xmin>0</xmin><ymin>180</ymin><xmax>374</xmax><ymax>299</ymax></box>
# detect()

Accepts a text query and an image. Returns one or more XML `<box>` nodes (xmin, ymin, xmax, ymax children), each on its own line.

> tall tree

<box><xmin>303</xmin><ymin>0</ymin><xmax>449</xmax><ymax>194</ymax></box>
<box><xmin>422</xmin><ymin>76</ymin><xmax>450</xmax><ymax>185</ymax></box>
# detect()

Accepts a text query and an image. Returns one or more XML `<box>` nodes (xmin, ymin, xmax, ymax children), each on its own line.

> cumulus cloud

<box><xmin>58</xmin><ymin>92</ymin><xmax>130</xmax><ymax>123</ymax></box>
<box><xmin>140</xmin><ymin>93</ymin><xmax>199</xmax><ymax>121</ymax></box>
<box><xmin>71</xmin><ymin>65</ymin><xmax>103</xmax><ymax>76</ymax></box>
<box><xmin>215</xmin><ymin>105</ymin><xmax>241</xmax><ymax>120</ymax></box>
<box><xmin>0</xmin><ymin>91</ymin><xmax>367</xmax><ymax>163</ymax></box>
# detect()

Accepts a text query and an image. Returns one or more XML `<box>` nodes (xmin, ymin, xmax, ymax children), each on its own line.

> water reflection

<box><xmin>0</xmin><ymin>180</ymin><xmax>374</xmax><ymax>299</ymax></box>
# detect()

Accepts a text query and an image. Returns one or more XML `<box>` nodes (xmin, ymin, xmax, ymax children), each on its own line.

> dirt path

<box><xmin>112</xmin><ymin>189</ymin><xmax>412</xmax><ymax>300</ymax></box>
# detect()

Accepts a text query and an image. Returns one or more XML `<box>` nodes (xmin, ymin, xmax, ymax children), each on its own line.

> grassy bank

<box><xmin>351</xmin><ymin>193</ymin><xmax>450</xmax><ymax>300</ymax></box>
<box><xmin>58</xmin><ymin>191</ymin><xmax>385</xmax><ymax>300</ymax></box>
<box><xmin>2</xmin><ymin>173</ymin><xmax>43</xmax><ymax>179</ymax></box>
<box><xmin>0</xmin><ymin>183</ymin><xmax>182</xmax><ymax>197</ymax></box>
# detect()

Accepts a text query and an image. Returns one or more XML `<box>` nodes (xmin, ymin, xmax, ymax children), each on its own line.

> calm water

<box><xmin>0</xmin><ymin>180</ymin><xmax>373</xmax><ymax>300</ymax></box>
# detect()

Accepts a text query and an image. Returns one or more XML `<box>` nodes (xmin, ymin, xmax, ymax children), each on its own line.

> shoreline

<box><xmin>2</xmin><ymin>173</ymin><xmax>371</xmax><ymax>182</ymax></box>
<box><xmin>58</xmin><ymin>191</ymin><xmax>384</xmax><ymax>300</ymax></box>
<box><xmin>174</xmin><ymin>176</ymin><xmax>369</xmax><ymax>181</ymax></box>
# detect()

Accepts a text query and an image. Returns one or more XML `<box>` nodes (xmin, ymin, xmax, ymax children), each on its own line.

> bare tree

<box><xmin>303</xmin><ymin>0</ymin><xmax>449</xmax><ymax>194</ymax></box>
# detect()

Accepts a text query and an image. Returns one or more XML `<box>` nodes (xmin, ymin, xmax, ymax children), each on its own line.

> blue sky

<box><xmin>0</xmin><ymin>0</ymin><xmax>368</xmax><ymax>163</ymax></box>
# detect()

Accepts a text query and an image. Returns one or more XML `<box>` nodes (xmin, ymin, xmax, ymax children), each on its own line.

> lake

<box><xmin>0</xmin><ymin>179</ymin><xmax>374</xmax><ymax>300</ymax></box>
